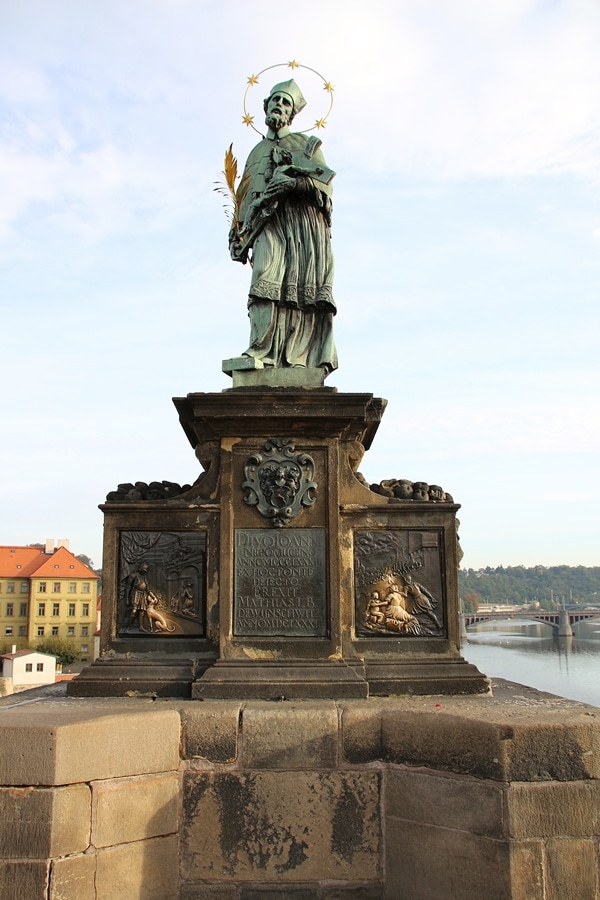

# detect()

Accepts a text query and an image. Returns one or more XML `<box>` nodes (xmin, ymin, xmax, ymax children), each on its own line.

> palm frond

<box><xmin>214</xmin><ymin>144</ymin><xmax>250</xmax><ymax>229</ymax></box>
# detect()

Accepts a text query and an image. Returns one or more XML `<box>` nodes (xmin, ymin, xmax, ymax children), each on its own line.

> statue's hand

<box><xmin>228</xmin><ymin>230</ymin><xmax>247</xmax><ymax>264</ymax></box>
<box><xmin>263</xmin><ymin>170</ymin><xmax>296</xmax><ymax>198</ymax></box>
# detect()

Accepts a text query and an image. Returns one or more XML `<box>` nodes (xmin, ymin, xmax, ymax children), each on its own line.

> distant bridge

<box><xmin>463</xmin><ymin>609</ymin><xmax>600</xmax><ymax>633</ymax></box>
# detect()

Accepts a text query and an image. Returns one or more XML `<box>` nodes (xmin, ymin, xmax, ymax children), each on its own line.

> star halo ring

<box><xmin>243</xmin><ymin>60</ymin><xmax>334</xmax><ymax>136</ymax></box>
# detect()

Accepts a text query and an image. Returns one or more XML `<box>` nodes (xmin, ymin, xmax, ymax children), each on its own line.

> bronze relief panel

<box><xmin>117</xmin><ymin>531</ymin><xmax>206</xmax><ymax>637</ymax></box>
<box><xmin>354</xmin><ymin>530</ymin><xmax>445</xmax><ymax>637</ymax></box>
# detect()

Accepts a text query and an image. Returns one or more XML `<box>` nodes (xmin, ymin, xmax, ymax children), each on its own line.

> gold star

<box><xmin>323</xmin><ymin>81</ymin><xmax>335</xmax><ymax>93</ymax></box>
<box><xmin>247</xmin><ymin>74</ymin><xmax>259</xmax><ymax>86</ymax></box>
<box><xmin>315</xmin><ymin>118</ymin><xmax>327</xmax><ymax>129</ymax></box>
<box><xmin>288</xmin><ymin>60</ymin><xmax>300</xmax><ymax>69</ymax></box>
<box><xmin>242</xmin><ymin>114</ymin><xmax>254</xmax><ymax>126</ymax></box>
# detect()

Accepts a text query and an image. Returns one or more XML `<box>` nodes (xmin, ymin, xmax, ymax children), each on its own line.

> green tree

<box><xmin>36</xmin><ymin>638</ymin><xmax>80</xmax><ymax>666</ymax></box>
<box><xmin>461</xmin><ymin>592</ymin><xmax>481</xmax><ymax>613</ymax></box>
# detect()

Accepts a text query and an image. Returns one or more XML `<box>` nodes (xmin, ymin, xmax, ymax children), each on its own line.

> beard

<box><xmin>265</xmin><ymin>110</ymin><xmax>290</xmax><ymax>131</ymax></box>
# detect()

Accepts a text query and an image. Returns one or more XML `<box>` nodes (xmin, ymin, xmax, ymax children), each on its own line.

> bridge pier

<box><xmin>558</xmin><ymin>609</ymin><xmax>574</xmax><ymax>637</ymax></box>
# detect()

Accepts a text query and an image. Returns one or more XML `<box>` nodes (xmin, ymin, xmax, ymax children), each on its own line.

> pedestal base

<box><xmin>193</xmin><ymin>659</ymin><xmax>369</xmax><ymax>700</ymax></box>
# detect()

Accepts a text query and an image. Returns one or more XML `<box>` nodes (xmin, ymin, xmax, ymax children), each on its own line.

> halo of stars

<box><xmin>242</xmin><ymin>61</ymin><xmax>334</xmax><ymax>136</ymax></box>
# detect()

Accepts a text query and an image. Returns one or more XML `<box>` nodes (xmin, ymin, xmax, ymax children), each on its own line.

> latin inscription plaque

<box><xmin>234</xmin><ymin>528</ymin><xmax>327</xmax><ymax>636</ymax></box>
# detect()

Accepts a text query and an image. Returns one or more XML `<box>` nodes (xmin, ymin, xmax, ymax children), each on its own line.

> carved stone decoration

<box><xmin>354</xmin><ymin>530</ymin><xmax>445</xmax><ymax>638</ymax></box>
<box><xmin>117</xmin><ymin>531</ymin><xmax>206</xmax><ymax>637</ymax></box>
<box><xmin>106</xmin><ymin>481</ymin><xmax>192</xmax><ymax>503</ymax></box>
<box><xmin>242</xmin><ymin>438</ymin><xmax>317</xmax><ymax>527</ymax></box>
<box><xmin>368</xmin><ymin>479</ymin><xmax>453</xmax><ymax>503</ymax></box>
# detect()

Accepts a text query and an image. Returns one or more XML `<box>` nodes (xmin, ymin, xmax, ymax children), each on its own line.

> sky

<box><xmin>1</xmin><ymin>0</ymin><xmax>599</xmax><ymax>570</ymax></box>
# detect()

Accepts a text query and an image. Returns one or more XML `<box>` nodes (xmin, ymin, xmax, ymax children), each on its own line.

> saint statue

<box><xmin>228</xmin><ymin>79</ymin><xmax>338</xmax><ymax>374</ymax></box>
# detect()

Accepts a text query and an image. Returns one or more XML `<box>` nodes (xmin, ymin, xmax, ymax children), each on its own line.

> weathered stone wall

<box><xmin>1</xmin><ymin>684</ymin><xmax>599</xmax><ymax>899</ymax></box>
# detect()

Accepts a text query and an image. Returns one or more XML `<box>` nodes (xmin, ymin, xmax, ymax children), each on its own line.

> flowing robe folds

<box><xmin>235</xmin><ymin>132</ymin><xmax>338</xmax><ymax>371</ymax></box>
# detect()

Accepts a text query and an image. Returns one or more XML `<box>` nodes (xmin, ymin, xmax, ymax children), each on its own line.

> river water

<box><xmin>462</xmin><ymin>618</ymin><xmax>600</xmax><ymax>708</ymax></box>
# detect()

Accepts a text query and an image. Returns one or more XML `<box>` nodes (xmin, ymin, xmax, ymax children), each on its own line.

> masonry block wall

<box><xmin>1</xmin><ymin>691</ymin><xmax>599</xmax><ymax>899</ymax></box>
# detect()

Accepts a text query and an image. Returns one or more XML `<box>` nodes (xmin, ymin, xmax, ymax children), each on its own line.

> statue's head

<box><xmin>264</xmin><ymin>79</ymin><xmax>306</xmax><ymax>129</ymax></box>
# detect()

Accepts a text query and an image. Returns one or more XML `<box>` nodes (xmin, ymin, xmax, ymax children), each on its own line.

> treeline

<box><xmin>459</xmin><ymin>565</ymin><xmax>600</xmax><ymax>609</ymax></box>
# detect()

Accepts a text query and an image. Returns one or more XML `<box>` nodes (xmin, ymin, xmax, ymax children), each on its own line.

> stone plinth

<box><xmin>71</xmin><ymin>388</ymin><xmax>487</xmax><ymax>699</ymax></box>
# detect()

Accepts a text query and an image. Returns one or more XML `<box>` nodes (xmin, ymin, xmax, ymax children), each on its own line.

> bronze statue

<box><xmin>228</xmin><ymin>79</ymin><xmax>338</xmax><ymax>373</ymax></box>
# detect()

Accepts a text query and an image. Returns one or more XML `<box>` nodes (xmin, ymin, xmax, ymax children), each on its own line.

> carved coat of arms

<box><xmin>242</xmin><ymin>438</ymin><xmax>317</xmax><ymax>527</ymax></box>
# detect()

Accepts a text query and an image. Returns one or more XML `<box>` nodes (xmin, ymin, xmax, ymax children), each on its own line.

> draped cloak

<box><xmin>236</xmin><ymin>130</ymin><xmax>338</xmax><ymax>371</ymax></box>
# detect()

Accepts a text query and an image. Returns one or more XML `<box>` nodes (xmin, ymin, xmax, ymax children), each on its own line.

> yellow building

<box><xmin>0</xmin><ymin>543</ymin><xmax>99</xmax><ymax>662</ymax></box>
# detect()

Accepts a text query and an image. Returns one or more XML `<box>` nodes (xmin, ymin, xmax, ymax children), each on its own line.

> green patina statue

<box><xmin>228</xmin><ymin>79</ymin><xmax>338</xmax><ymax>373</ymax></box>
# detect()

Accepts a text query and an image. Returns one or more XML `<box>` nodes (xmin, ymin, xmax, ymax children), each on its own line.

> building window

<box><xmin>37</xmin><ymin>626</ymin><xmax>44</xmax><ymax>637</ymax></box>
<box><xmin>36</xmin><ymin>663</ymin><xmax>44</xmax><ymax>672</ymax></box>
<box><xmin>67</xmin><ymin>626</ymin><xmax>75</xmax><ymax>637</ymax></box>
<box><xmin>6</xmin><ymin>603</ymin><xmax>13</xmax><ymax>617</ymax></box>
<box><xmin>7</xmin><ymin>582</ymin><xmax>14</xmax><ymax>593</ymax></box>
<box><xmin>20</xmin><ymin>582</ymin><xmax>28</xmax><ymax>593</ymax></box>
<box><xmin>52</xmin><ymin>603</ymin><xmax>60</xmax><ymax>617</ymax></box>
<box><xmin>5</xmin><ymin>627</ymin><xmax>13</xmax><ymax>636</ymax></box>
<box><xmin>68</xmin><ymin>603</ymin><xmax>76</xmax><ymax>617</ymax></box>
<box><xmin>20</xmin><ymin>603</ymin><xmax>27</xmax><ymax>616</ymax></box>
<box><xmin>68</xmin><ymin>583</ymin><xmax>76</xmax><ymax>593</ymax></box>
<box><xmin>81</xmin><ymin>626</ymin><xmax>89</xmax><ymax>636</ymax></box>
<box><xmin>38</xmin><ymin>582</ymin><xmax>47</xmax><ymax>593</ymax></box>
<box><xmin>81</xmin><ymin>644</ymin><xmax>88</xmax><ymax>653</ymax></box>
<box><xmin>52</xmin><ymin>626</ymin><xmax>59</xmax><ymax>636</ymax></box>
<box><xmin>25</xmin><ymin>663</ymin><xmax>33</xmax><ymax>672</ymax></box>
<box><xmin>82</xmin><ymin>603</ymin><xmax>90</xmax><ymax>617</ymax></box>
<box><xmin>53</xmin><ymin>583</ymin><xmax>61</xmax><ymax>593</ymax></box>
<box><xmin>82</xmin><ymin>582</ymin><xmax>90</xmax><ymax>593</ymax></box>
<box><xmin>18</xmin><ymin>626</ymin><xmax>26</xmax><ymax>637</ymax></box>
<box><xmin>38</xmin><ymin>603</ymin><xmax>46</xmax><ymax>617</ymax></box>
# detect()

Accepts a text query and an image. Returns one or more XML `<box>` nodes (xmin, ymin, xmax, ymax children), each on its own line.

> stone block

<box><xmin>182</xmin><ymin>770</ymin><xmax>381</xmax><ymax>883</ymax></box>
<box><xmin>92</xmin><ymin>772</ymin><xmax>179</xmax><ymax>848</ymax></box>
<box><xmin>0</xmin><ymin>784</ymin><xmax>90</xmax><ymax>858</ymax></box>
<box><xmin>242</xmin><ymin>702</ymin><xmax>338</xmax><ymax>769</ymax></box>
<box><xmin>181</xmin><ymin>886</ymin><xmax>240</xmax><ymax>899</ymax></box>
<box><xmin>503</xmin><ymin>722</ymin><xmax>600</xmax><ymax>782</ymax></box>
<box><xmin>0</xmin><ymin>706</ymin><xmax>180</xmax><ymax>785</ymax></box>
<box><xmin>508</xmin><ymin>842</ymin><xmax>545</xmax><ymax>900</ymax></box>
<box><xmin>508</xmin><ymin>781</ymin><xmax>600</xmax><ymax>839</ymax></box>
<box><xmin>385</xmin><ymin>818</ymin><xmax>511</xmax><ymax>900</ymax></box>
<box><xmin>545</xmin><ymin>838</ymin><xmax>599</xmax><ymax>899</ymax></box>
<box><xmin>385</xmin><ymin>767</ymin><xmax>505</xmax><ymax>838</ymax></box>
<box><xmin>240</xmin><ymin>889</ymin><xmax>317</xmax><ymax>899</ymax></box>
<box><xmin>95</xmin><ymin>834</ymin><xmax>179</xmax><ymax>900</ymax></box>
<box><xmin>180</xmin><ymin>701</ymin><xmax>241</xmax><ymax>762</ymax></box>
<box><xmin>340</xmin><ymin>701</ymin><xmax>386</xmax><ymax>763</ymax></box>
<box><xmin>381</xmin><ymin>710</ymin><xmax>510</xmax><ymax>780</ymax></box>
<box><xmin>319</xmin><ymin>889</ymin><xmax>384</xmax><ymax>899</ymax></box>
<box><xmin>0</xmin><ymin>860</ymin><xmax>49</xmax><ymax>899</ymax></box>
<box><xmin>49</xmin><ymin>853</ymin><xmax>96</xmax><ymax>900</ymax></box>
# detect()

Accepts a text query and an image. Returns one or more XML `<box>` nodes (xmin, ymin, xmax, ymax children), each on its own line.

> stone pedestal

<box><xmin>70</xmin><ymin>387</ymin><xmax>487</xmax><ymax>699</ymax></box>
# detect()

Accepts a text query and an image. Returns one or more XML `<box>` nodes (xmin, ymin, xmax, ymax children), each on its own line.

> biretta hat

<box><xmin>268</xmin><ymin>79</ymin><xmax>306</xmax><ymax>114</ymax></box>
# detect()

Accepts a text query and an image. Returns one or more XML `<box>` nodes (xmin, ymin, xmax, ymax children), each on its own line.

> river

<box><xmin>462</xmin><ymin>617</ymin><xmax>600</xmax><ymax>708</ymax></box>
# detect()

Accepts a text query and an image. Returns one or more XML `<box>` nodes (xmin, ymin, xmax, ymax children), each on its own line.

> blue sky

<box><xmin>1</xmin><ymin>0</ymin><xmax>599</xmax><ymax>569</ymax></box>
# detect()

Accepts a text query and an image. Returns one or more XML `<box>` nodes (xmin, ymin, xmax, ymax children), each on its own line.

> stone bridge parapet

<box><xmin>1</xmin><ymin>682</ymin><xmax>600</xmax><ymax>898</ymax></box>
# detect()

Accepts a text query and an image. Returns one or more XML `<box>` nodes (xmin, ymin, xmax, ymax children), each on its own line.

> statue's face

<box><xmin>266</xmin><ymin>92</ymin><xmax>294</xmax><ymax>128</ymax></box>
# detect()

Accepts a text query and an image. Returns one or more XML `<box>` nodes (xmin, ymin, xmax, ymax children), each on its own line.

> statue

<box><xmin>227</xmin><ymin>79</ymin><xmax>338</xmax><ymax>373</ymax></box>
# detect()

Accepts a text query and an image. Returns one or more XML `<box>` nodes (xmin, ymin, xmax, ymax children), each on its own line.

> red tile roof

<box><xmin>32</xmin><ymin>546</ymin><xmax>98</xmax><ymax>579</ymax></box>
<box><xmin>0</xmin><ymin>545</ymin><xmax>98</xmax><ymax>579</ymax></box>
<box><xmin>0</xmin><ymin>546</ymin><xmax>49</xmax><ymax>577</ymax></box>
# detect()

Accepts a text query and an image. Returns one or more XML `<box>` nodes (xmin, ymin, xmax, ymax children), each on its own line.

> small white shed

<box><xmin>1</xmin><ymin>648</ymin><xmax>57</xmax><ymax>688</ymax></box>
